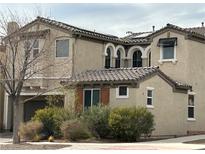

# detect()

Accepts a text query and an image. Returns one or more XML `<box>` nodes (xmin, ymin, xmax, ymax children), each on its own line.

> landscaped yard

<box><xmin>18</xmin><ymin>105</ymin><xmax>155</xmax><ymax>143</ymax></box>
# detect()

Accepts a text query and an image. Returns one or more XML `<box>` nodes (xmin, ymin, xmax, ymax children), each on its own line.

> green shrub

<box><xmin>81</xmin><ymin>105</ymin><xmax>111</xmax><ymax>138</ymax></box>
<box><xmin>19</xmin><ymin>121</ymin><xmax>43</xmax><ymax>141</ymax></box>
<box><xmin>32</xmin><ymin>107</ymin><xmax>74</xmax><ymax>137</ymax></box>
<box><xmin>60</xmin><ymin>119</ymin><xmax>92</xmax><ymax>141</ymax></box>
<box><xmin>108</xmin><ymin>107</ymin><xmax>154</xmax><ymax>142</ymax></box>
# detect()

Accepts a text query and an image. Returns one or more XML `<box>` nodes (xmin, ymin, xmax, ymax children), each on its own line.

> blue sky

<box><xmin>0</xmin><ymin>3</ymin><xmax>205</xmax><ymax>37</ymax></box>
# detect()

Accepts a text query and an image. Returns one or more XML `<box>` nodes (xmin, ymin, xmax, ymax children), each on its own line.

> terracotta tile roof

<box><xmin>62</xmin><ymin>67</ymin><xmax>191</xmax><ymax>90</ymax></box>
<box><xmin>185</xmin><ymin>27</ymin><xmax>205</xmax><ymax>35</ymax></box>
<box><xmin>22</xmin><ymin>16</ymin><xmax>150</xmax><ymax>45</ymax></box>
<box><xmin>148</xmin><ymin>23</ymin><xmax>205</xmax><ymax>40</ymax></box>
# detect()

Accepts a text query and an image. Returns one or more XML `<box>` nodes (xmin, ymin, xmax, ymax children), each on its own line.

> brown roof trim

<box><xmin>157</xmin><ymin>70</ymin><xmax>192</xmax><ymax>91</ymax></box>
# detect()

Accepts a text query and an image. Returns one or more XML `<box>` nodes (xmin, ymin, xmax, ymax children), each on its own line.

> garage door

<box><xmin>24</xmin><ymin>100</ymin><xmax>47</xmax><ymax>122</ymax></box>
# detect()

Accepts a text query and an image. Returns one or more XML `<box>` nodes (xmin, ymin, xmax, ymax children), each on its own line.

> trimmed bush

<box><xmin>60</xmin><ymin>119</ymin><xmax>92</xmax><ymax>141</ymax></box>
<box><xmin>19</xmin><ymin>121</ymin><xmax>43</xmax><ymax>141</ymax></box>
<box><xmin>81</xmin><ymin>105</ymin><xmax>111</xmax><ymax>138</ymax></box>
<box><xmin>32</xmin><ymin>107</ymin><xmax>75</xmax><ymax>137</ymax></box>
<box><xmin>108</xmin><ymin>107</ymin><xmax>154</xmax><ymax>142</ymax></box>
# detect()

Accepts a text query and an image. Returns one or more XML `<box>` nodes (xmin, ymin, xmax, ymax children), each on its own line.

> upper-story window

<box><xmin>56</xmin><ymin>39</ymin><xmax>69</xmax><ymax>57</ymax></box>
<box><xmin>105</xmin><ymin>48</ymin><xmax>111</xmax><ymax>69</ymax></box>
<box><xmin>33</xmin><ymin>40</ymin><xmax>39</xmax><ymax>58</ymax></box>
<box><xmin>115</xmin><ymin>50</ymin><xmax>121</xmax><ymax>68</ymax></box>
<box><xmin>148</xmin><ymin>52</ymin><xmax>151</xmax><ymax>67</ymax></box>
<box><xmin>24</xmin><ymin>39</ymin><xmax>39</xmax><ymax>59</ymax></box>
<box><xmin>133</xmin><ymin>50</ymin><xmax>142</xmax><ymax>67</ymax></box>
<box><xmin>158</xmin><ymin>37</ymin><xmax>177</xmax><ymax>63</ymax></box>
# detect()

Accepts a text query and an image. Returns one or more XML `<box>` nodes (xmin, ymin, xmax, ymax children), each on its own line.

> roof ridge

<box><xmin>36</xmin><ymin>16</ymin><xmax>119</xmax><ymax>39</ymax></box>
<box><xmin>185</xmin><ymin>26</ymin><xmax>205</xmax><ymax>29</ymax></box>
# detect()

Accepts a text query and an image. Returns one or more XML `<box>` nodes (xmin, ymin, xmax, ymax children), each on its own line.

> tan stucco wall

<box><xmin>185</xmin><ymin>39</ymin><xmax>205</xmax><ymax>132</ymax></box>
<box><xmin>151</xmin><ymin>31</ymin><xmax>189</xmax><ymax>82</ymax></box>
<box><xmin>0</xmin><ymin>75</ymin><xmax>4</xmax><ymax>130</ymax></box>
<box><xmin>150</xmin><ymin>31</ymin><xmax>205</xmax><ymax>134</ymax></box>
<box><xmin>109</xmin><ymin>75</ymin><xmax>188</xmax><ymax>136</ymax></box>
<box><xmin>74</xmin><ymin>38</ymin><xmax>104</xmax><ymax>73</ymax></box>
<box><xmin>0</xmin><ymin>50</ymin><xmax>5</xmax><ymax>129</ymax></box>
<box><xmin>13</xmin><ymin>23</ymin><xmax>74</xmax><ymax>91</ymax></box>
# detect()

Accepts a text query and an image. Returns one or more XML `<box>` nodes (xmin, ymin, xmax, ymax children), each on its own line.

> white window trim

<box><xmin>158</xmin><ymin>44</ymin><xmax>177</xmax><ymax>64</ymax></box>
<box><xmin>187</xmin><ymin>93</ymin><xmax>195</xmax><ymax>121</ymax></box>
<box><xmin>146</xmin><ymin>87</ymin><xmax>154</xmax><ymax>108</ymax></box>
<box><xmin>55</xmin><ymin>37</ymin><xmax>70</xmax><ymax>58</ymax></box>
<box><xmin>83</xmin><ymin>88</ymin><xmax>100</xmax><ymax>111</ymax></box>
<box><xmin>116</xmin><ymin>86</ymin><xmax>129</xmax><ymax>99</ymax></box>
<box><xmin>187</xmin><ymin>118</ymin><xmax>196</xmax><ymax>121</ymax></box>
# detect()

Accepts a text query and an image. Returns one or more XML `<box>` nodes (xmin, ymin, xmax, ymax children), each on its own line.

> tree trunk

<box><xmin>12</xmin><ymin>96</ymin><xmax>20</xmax><ymax>144</ymax></box>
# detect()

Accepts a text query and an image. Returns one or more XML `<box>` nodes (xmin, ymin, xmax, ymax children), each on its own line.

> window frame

<box><xmin>55</xmin><ymin>38</ymin><xmax>70</xmax><ymax>58</ymax></box>
<box><xmin>83</xmin><ymin>88</ymin><xmax>101</xmax><ymax>111</ymax></box>
<box><xmin>187</xmin><ymin>92</ymin><xmax>196</xmax><ymax>121</ymax></box>
<box><xmin>159</xmin><ymin>39</ymin><xmax>177</xmax><ymax>64</ymax></box>
<box><xmin>116</xmin><ymin>85</ymin><xmax>129</xmax><ymax>99</ymax></box>
<box><xmin>32</xmin><ymin>39</ymin><xmax>39</xmax><ymax>59</ymax></box>
<box><xmin>132</xmin><ymin>50</ymin><xmax>142</xmax><ymax>67</ymax></box>
<box><xmin>146</xmin><ymin>87</ymin><xmax>154</xmax><ymax>108</ymax></box>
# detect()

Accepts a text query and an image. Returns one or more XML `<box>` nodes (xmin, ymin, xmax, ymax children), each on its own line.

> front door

<box><xmin>84</xmin><ymin>89</ymin><xmax>100</xmax><ymax>110</ymax></box>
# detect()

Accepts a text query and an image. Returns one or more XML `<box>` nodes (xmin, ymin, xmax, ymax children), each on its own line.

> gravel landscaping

<box><xmin>0</xmin><ymin>143</ymin><xmax>70</xmax><ymax>150</ymax></box>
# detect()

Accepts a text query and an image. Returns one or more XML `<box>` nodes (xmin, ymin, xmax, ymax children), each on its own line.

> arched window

<box><xmin>105</xmin><ymin>48</ymin><xmax>111</xmax><ymax>69</ymax></box>
<box><xmin>132</xmin><ymin>51</ymin><xmax>142</xmax><ymax>67</ymax></box>
<box><xmin>115</xmin><ymin>50</ymin><xmax>121</xmax><ymax>68</ymax></box>
<box><xmin>148</xmin><ymin>52</ymin><xmax>151</xmax><ymax>67</ymax></box>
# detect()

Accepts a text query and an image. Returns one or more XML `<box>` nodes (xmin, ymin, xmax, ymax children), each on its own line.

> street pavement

<box><xmin>1</xmin><ymin>133</ymin><xmax>205</xmax><ymax>150</ymax></box>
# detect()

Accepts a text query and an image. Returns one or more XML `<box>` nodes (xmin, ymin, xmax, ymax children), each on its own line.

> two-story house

<box><xmin>2</xmin><ymin>17</ymin><xmax>205</xmax><ymax>137</ymax></box>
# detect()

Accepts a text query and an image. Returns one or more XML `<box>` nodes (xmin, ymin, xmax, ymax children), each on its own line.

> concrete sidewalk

<box><xmin>1</xmin><ymin>133</ymin><xmax>205</xmax><ymax>150</ymax></box>
<box><xmin>59</xmin><ymin>142</ymin><xmax>205</xmax><ymax>150</ymax></box>
<box><xmin>0</xmin><ymin>132</ymin><xmax>12</xmax><ymax>144</ymax></box>
<box><xmin>60</xmin><ymin>135</ymin><xmax>205</xmax><ymax>150</ymax></box>
<box><xmin>147</xmin><ymin>134</ymin><xmax>205</xmax><ymax>143</ymax></box>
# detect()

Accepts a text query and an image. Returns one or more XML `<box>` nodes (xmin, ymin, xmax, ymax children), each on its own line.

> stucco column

<box><xmin>64</xmin><ymin>88</ymin><xmax>76</xmax><ymax>111</ymax></box>
<box><xmin>3</xmin><ymin>94</ymin><xmax>12</xmax><ymax>130</ymax></box>
<box><xmin>142</xmin><ymin>57</ymin><xmax>148</xmax><ymax>67</ymax></box>
<box><xmin>112</xmin><ymin>57</ymin><xmax>116</xmax><ymax>68</ymax></box>
<box><xmin>126</xmin><ymin>58</ymin><xmax>132</xmax><ymax>68</ymax></box>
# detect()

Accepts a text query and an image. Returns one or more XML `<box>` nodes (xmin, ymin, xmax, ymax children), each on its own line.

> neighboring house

<box><xmin>2</xmin><ymin>17</ymin><xmax>205</xmax><ymax>136</ymax></box>
<box><xmin>0</xmin><ymin>39</ymin><xmax>6</xmax><ymax>130</ymax></box>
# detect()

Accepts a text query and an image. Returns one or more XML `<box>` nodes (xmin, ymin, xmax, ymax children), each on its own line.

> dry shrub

<box><xmin>60</xmin><ymin>119</ymin><xmax>91</xmax><ymax>141</ymax></box>
<box><xmin>19</xmin><ymin>121</ymin><xmax>43</xmax><ymax>141</ymax></box>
